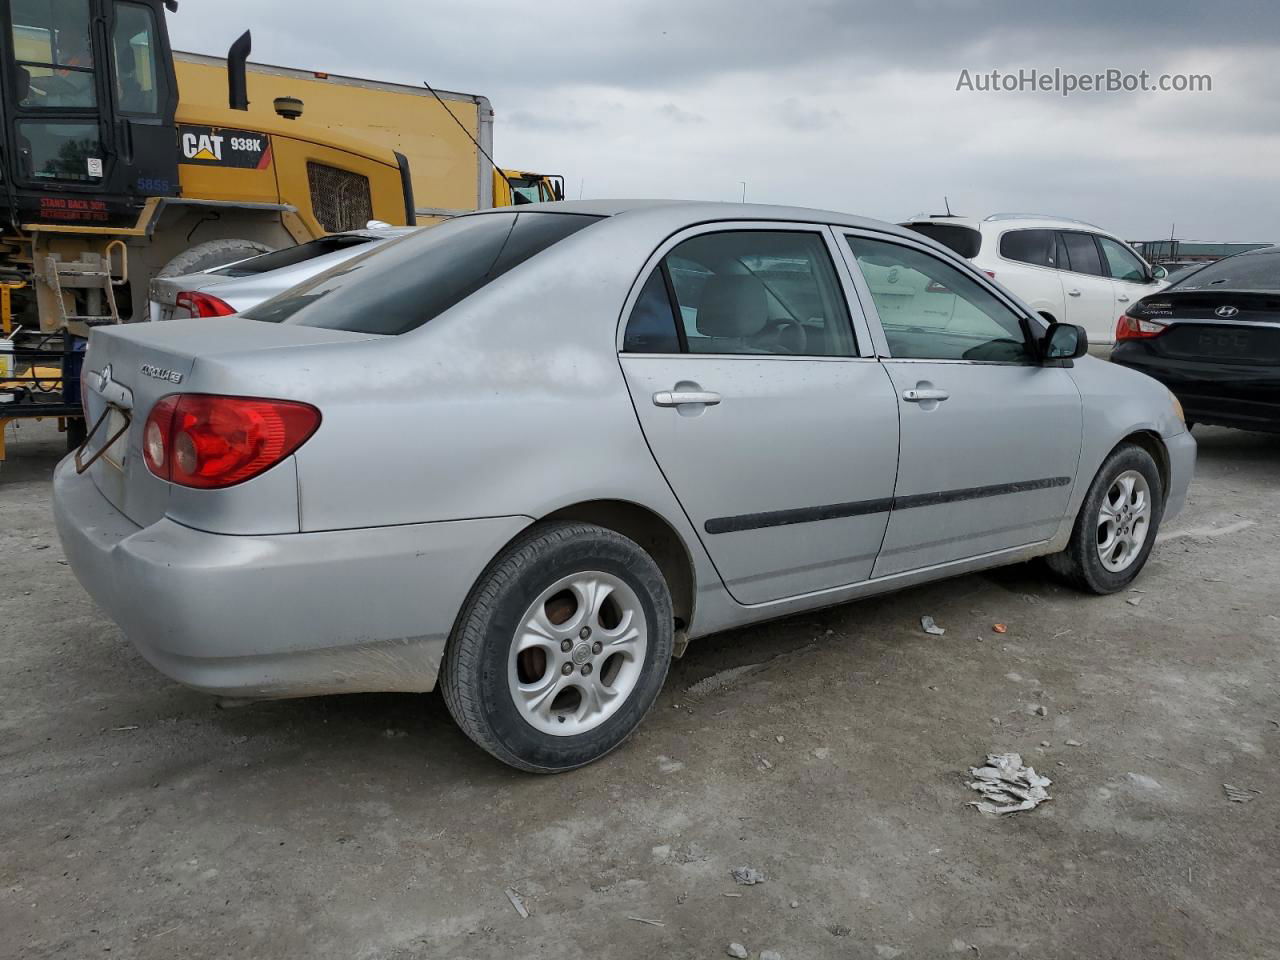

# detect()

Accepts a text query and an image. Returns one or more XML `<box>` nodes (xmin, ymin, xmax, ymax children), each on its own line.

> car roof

<box><xmin>463</xmin><ymin>198</ymin><xmax>931</xmax><ymax>245</ymax></box>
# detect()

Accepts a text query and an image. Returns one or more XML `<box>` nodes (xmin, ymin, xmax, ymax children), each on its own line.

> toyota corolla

<box><xmin>54</xmin><ymin>201</ymin><xmax>1195</xmax><ymax>772</ymax></box>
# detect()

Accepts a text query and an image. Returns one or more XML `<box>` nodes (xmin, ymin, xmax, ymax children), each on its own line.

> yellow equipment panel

<box><xmin>174</xmin><ymin>54</ymin><xmax>493</xmax><ymax>217</ymax></box>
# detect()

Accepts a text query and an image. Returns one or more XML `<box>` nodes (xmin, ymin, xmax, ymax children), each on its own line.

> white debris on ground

<box><xmin>921</xmin><ymin>615</ymin><xmax>946</xmax><ymax>635</ymax></box>
<box><xmin>967</xmin><ymin>753</ymin><xmax>1053</xmax><ymax>814</ymax></box>
<box><xmin>503</xmin><ymin>886</ymin><xmax>530</xmax><ymax>918</ymax></box>
<box><xmin>731</xmin><ymin>866</ymin><xmax>766</xmax><ymax>885</ymax></box>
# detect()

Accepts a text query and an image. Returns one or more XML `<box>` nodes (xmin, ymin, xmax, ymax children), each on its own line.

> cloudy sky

<box><xmin>169</xmin><ymin>0</ymin><xmax>1280</xmax><ymax>241</ymax></box>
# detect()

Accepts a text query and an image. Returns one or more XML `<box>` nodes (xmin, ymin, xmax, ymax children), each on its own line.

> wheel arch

<box><xmin>1117</xmin><ymin>430</ymin><xmax>1171</xmax><ymax>505</ymax></box>
<box><xmin>121</xmin><ymin>200</ymin><xmax>309</xmax><ymax>321</ymax></box>
<box><xmin>538</xmin><ymin>499</ymin><xmax>697</xmax><ymax>633</ymax></box>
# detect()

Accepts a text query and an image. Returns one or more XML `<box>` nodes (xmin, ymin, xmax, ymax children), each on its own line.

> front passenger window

<box><xmin>845</xmin><ymin>236</ymin><xmax>1033</xmax><ymax>363</ymax></box>
<box><xmin>1097</xmin><ymin>236</ymin><xmax>1148</xmax><ymax>283</ymax></box>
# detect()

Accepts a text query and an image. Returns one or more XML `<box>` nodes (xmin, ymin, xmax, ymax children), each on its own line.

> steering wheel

<box><xmin>760</xmin><ymin>318</ymin><xmax>808</xmax><ymax>355</ymax></box>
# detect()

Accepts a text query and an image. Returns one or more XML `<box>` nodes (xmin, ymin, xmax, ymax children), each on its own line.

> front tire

<box><xmin>1045</xmin><ymin>443</ymin><xmax>1165</xmax><ymax>594</ymax></box>
<box><xmin>441</xmin><ymin>522</ymin><xmax>674</xmax><ymax>773</ymax></box>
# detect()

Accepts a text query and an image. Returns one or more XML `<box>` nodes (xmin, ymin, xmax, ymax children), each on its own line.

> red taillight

<box><xmin>175</xmin><ymin>291</ymin><xmax>236</xmax><ymax>318</ymax></box>
<box><xmin>142</xmin><ymin>394</ymin><xmax>320</xmax><ymax>489</ymax></box>
<box><xmin>1116</xmin><ymin>314</ymin><xmax>1167</xmax><ymax>341</ymax></box>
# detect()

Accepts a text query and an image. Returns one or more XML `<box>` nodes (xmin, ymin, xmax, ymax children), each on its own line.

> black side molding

<box><xmin>705</xmin><ymin>476</ymin><xmax>1071</xmax><ymax>535</ymax></box>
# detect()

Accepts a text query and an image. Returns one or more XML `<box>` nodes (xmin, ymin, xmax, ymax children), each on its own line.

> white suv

<box><xmin>901</xmin><ymin>214</ymin><xmax>1168</xmax><ymax>347</ymax></box>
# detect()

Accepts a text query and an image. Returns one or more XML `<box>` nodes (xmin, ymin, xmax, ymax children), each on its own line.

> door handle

<box><xmin>653</xmin><ymin>390</ymin><xmax>722</xmax><ymax>407</ymax></box>
<box><xmin>1067</xmin><ymin>289</ymin><xmax>1082</xmax><ymax>297</ymax></box>
<box><xmin>1117</xmin><ymin>294</ymin><xmax>1130</xmax><ymax>303</ymax></box>
<box><xmin>902</xmin><ymin>388</ymin><xmax>950</xmax><ymax>403</ymax></box>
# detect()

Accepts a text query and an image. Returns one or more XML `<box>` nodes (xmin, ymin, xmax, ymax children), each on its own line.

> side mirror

<box><xmin>1150</xmin><ymin>264</ymin><xmax>1168</xmax><ymax>281</ymax></box>
<box><xmin>1042</xmin><ymin>322</ymin><xmax>1088</xmax><ymax>362</ymax></box>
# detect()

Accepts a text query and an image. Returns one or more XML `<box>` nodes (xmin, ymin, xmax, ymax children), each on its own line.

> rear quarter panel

<box><xmin>236</xmin><ymin>215</ymin><xmax>727</xmax><ymax>626</ymax></box>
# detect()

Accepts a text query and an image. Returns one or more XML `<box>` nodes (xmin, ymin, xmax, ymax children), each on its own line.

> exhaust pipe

<box><xmin>227</xmin><ymin>30</ymin><xmax>251</xmax><ymax>110</ymax></box>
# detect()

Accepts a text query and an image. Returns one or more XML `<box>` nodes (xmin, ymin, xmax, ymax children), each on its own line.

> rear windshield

<box><xmin>211</xmin><ymin>235</ymin><xmax>379</xmax><ymax>278</ymax></box>
<box><xmin>244</xmin><ymin>212</ymin><xmax>602</xmax><ymax>334</ymax></box>
<box><xmin>1171</xmin><ymin>248</ymin><xmax>1280</xmax><ymax>293</ymax></box>
<box><xmin>902</xmin><ymin>222</ymin><xmax>983</xmax><ymax>259</ymax></box>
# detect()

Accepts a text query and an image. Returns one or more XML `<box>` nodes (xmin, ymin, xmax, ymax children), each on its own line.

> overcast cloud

<box><xmin>169</xmin><ymin>0</ymin><xmax>1280</xmax><ymax>240</ymax></box>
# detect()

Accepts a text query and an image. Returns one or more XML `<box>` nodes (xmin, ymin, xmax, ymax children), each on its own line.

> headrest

<box><xmin>696</xmin><ymin>274</ymin><xmax>768</xmax><ymax>338</ymax></box>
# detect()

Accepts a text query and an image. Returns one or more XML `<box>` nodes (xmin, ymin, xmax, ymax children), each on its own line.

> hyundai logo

<box><xmin>1215</xmin><ymin>305</ymin><xmax>1239</xmax><ymax>318</ymax></box>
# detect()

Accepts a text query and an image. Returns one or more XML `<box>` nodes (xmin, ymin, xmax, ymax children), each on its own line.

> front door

<box><xmin>619</xmin><ymin>224</ymin><xmax>901</xmax><ymax>605</ymax></box>
<box><xmin>842</xmin><ymin>232</ymin><xmax>1083</xmax><ymax>577</ymax></box>
<box><xmin>1097</xmin><ymin>234</ymin><xmax>1162</xmax><ymax>322</ymax></box>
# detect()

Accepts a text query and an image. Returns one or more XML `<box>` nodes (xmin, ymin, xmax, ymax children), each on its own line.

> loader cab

<box><xmin>494</xmin><ymin>168</ymin><xmax>565</xmax><ymax>206</ymax></box>
<box><xmin>0</xmin><ymin>0</ymin><xmax>179</xmax><ymax>228</ymax></box>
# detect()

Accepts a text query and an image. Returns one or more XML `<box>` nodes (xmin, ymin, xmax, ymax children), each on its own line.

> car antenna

<box><xmin>421</xmin><ymin>81</ymin><xmax>519</xmax><ymax>199</ymax></box>
<box><xmin>944</xmin><ymin>195</ymin><xmax>953</xmax><ymax>216</ymax></box>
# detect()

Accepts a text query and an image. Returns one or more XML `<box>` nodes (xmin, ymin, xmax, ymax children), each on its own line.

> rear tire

<box><xmin>1045</xmin><ymin>443</ymin><xmax>1165</xmax><ymax>594</ymax></box>
<box><xmin>156</xmin><ymin>239</ymin><xmax>273</xmax><ymax>278</ymax></box>
<box><xmin>441</xmin><ymin>522</ymin><xmax>674</xmax><ymax>773</ymax></box>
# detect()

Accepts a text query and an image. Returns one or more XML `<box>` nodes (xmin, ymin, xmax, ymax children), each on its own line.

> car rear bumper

<box><xmin>1112</xmin><ymin>348</ymin><xmax>1280</xmax><ymax>434</ymax></box>
<box><xmin>52</xmin><ymin>455</ymin><xmax>530</xmax><ymax>699</ymax></box>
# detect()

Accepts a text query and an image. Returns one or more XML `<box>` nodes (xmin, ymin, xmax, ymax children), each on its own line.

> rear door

<box><xmin>1057</xmin><ymin>231</ymin><xmax>1119</xmax><ymax>343</ymax></box>
<box><xmin>993</xmin><ymin>228</ymin><xmax>1068</xmax><ymax>318</ymax></box>
<box><xmin>619</xmin><ymin>223</ymin><xmax>901</xmax><ymax>605</ymax></box>
<box><xmin>840</xmin><ymin>231</ymin><xmax>1082</xmax><ymax>577</ymax></box>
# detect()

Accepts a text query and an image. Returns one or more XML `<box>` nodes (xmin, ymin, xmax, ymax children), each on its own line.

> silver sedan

<box><xmin>54</xmin><ymin>200</ymin><xmax>1195</xmax><ymax>772</ymax></box>
<box><xmin>146</xmin><ymin>227</ymin><xmax>416</xmax><ymax>321</ymax></box>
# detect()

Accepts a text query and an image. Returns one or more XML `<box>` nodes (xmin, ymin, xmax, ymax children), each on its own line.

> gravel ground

<box><xmin>2</xmin><ymin>420</ymin><xmax>1278</xmax><ymax>960</ymax></box>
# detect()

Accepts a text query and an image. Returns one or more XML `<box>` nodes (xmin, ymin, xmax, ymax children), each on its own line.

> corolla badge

<box><xmin>140</xmin><ymin>363</ymin><xmax>184</xmax><ymax>384</ymax></box>
<box><xmin>1215</xmin><ymin>305</ymin><xmax>1239</xmax><ymax>318</ymax></box>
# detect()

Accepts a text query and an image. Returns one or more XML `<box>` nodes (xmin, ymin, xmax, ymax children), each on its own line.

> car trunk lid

<box><xmin>1134</xmin><ymin>290</ymin><xmax>1280</xmax><ymax>364</ymax></box>
<box><xmin>80</xmin><ymin>317</ymin><xmax>378</xmax><ymax>527</ymax></box>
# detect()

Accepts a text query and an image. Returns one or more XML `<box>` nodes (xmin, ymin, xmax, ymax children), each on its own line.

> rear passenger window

<box><xmin>1060</xmin><ymin>232</ymin><xmax>1106</xmax><ymax>277</ymax></box>
<box><xmin>845</xmin><ymin>235</ymin><xmax>1033</xmax><ymax>363</ymax></box>
<box><xmin>622</xmin><ymin>230</ymin><xmax>855</xmax><ymax>356</ymax></box>
<box><xmin>999</xmin><ymin>229</ymin><xmax>1058</xmax><ymax>268</ymax></box>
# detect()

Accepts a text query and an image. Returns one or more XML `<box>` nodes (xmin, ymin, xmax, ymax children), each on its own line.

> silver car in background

<box><xmin>147</xmin><ymin>227</ymin><xmax>416</xmax><ymax>321</ymax></box>
<box><xmin>55</xmin><ymin>200</ymin><xmax>1195</xmax><ymax>773</ymax></box>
